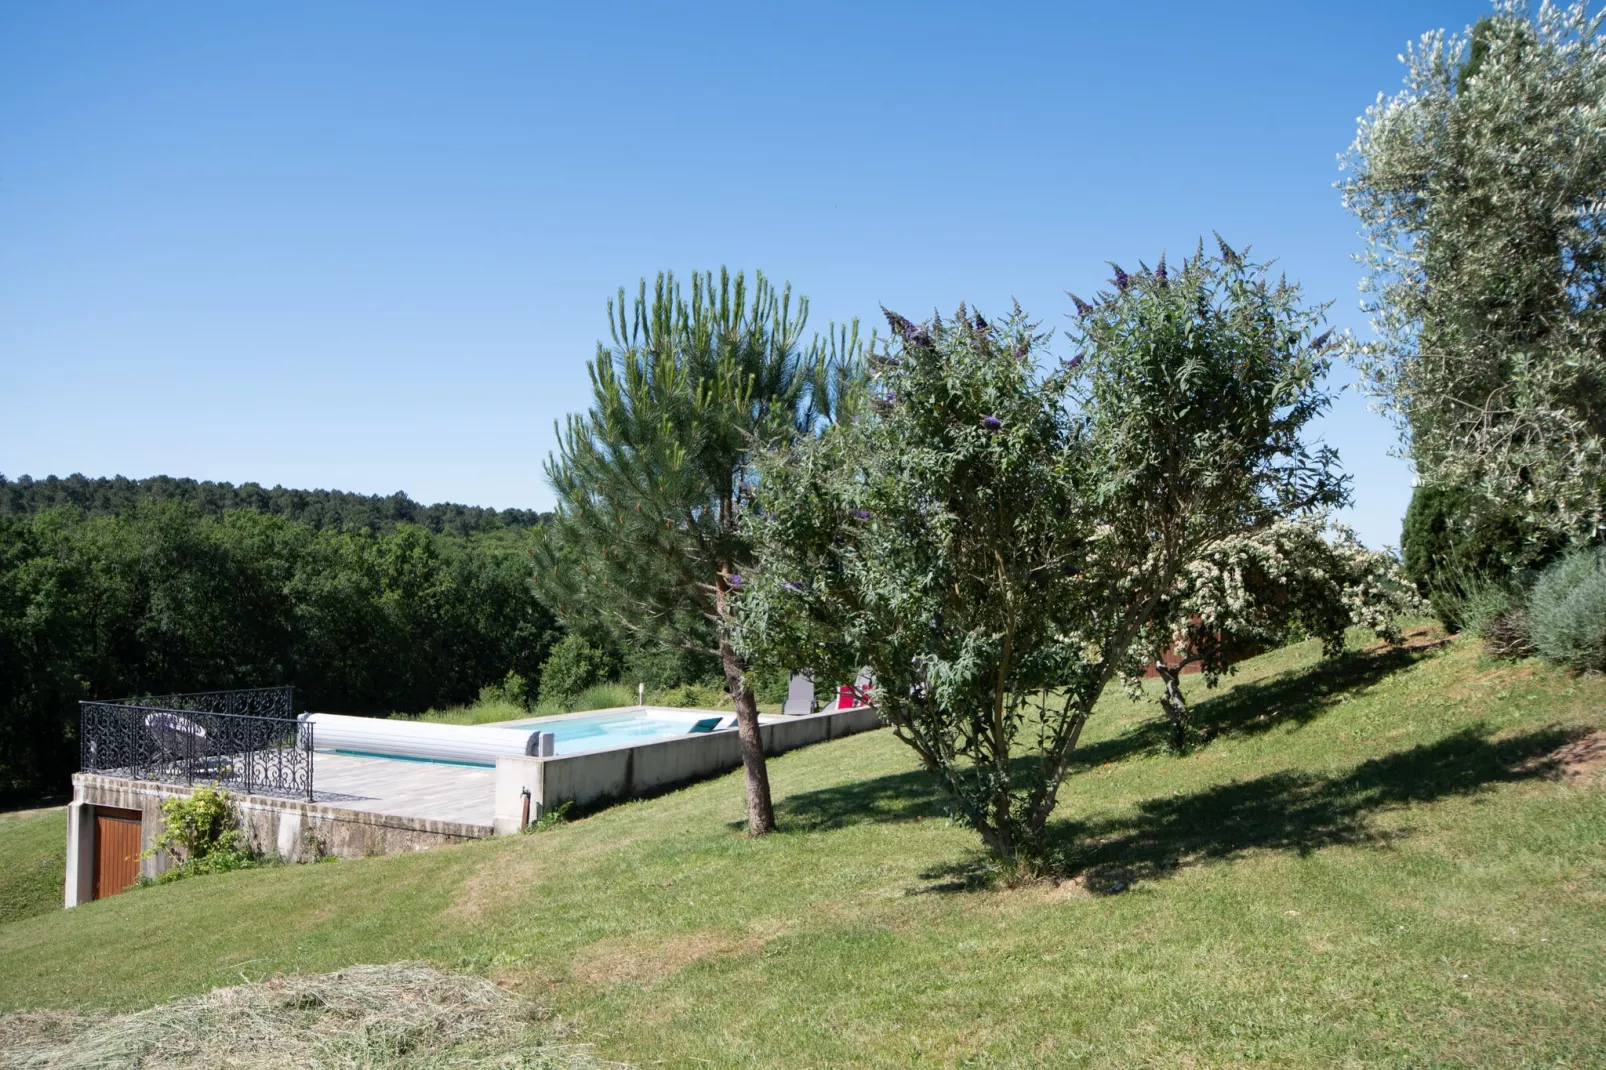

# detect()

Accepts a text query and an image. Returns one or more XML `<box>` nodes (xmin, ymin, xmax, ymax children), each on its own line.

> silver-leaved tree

<box><xmin>1341</xmin><ymin>1</ymin><xmax>1606</xmax><ymax>543</ymax></box>
<box><xmin>736</xmin><ymin>243</ymin><xmax>1347</xmax><ymax>865</ymax></box>
<box><xmin>537</xmin><ymin>269</ymin><xmax>861</xmax><ymax>835</ymax></box>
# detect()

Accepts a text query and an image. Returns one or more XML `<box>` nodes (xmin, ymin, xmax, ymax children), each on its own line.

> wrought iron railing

<box><xmin>79</xmin><ymin>686</ymin><xmax>313</xmax><ymax>800</ymax></box>
<box><xmin>123</xmin><ymin>685</ymin><xmax>296</xmax><ymax>721</ymax></box>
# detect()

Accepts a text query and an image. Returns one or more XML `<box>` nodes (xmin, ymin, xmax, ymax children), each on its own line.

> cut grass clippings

<box><xmin>0</xmin><ymin>962</ymin><xmax>615</xmax><ymax>1070</ymax></box>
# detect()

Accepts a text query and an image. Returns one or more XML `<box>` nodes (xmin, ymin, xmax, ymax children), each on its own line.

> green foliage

<box><xmin>478</xmin><ymin>672</ymin><xmax>532</xmax><ymax>710</ymax></box>
<box><xmin>535</xmin><ymin>269</ymin><xmax>864</xmax><ymax>833</ymax></box>
<box><xmin>740</xmin><ymin>244</ymin><xmax>1346</xmax><ymax>862</ymax></box>
<box><xmin>0</xmin><ymin>472</ymin><xmax>547</xmax><ymax>536</ymax></box>
<box><xmin>1528</xmin><ymin>547</ymin><xmax>1606</xmax><ymax>671</ymax></box>
<box><xmin>0</xmin><ymin>500</ymin><xmax>559</xmax><ymax>801</ymax></box>
<box><xmin>523</xmin><ymin>799</ymin><xmax>575</xmax><ymax>833</ymax></box>
<box><xmin>143</xmin><ymin>787</ymin><xmax>257</xmax><ymax>884</ymax></box>
<box><xmin>1341</xmin><ymin>1</ymin><xmax>1606</xmax><ymax>542</ymax></box>
<box><xmin>1400</xmin><ymin>483</ymin><xmax>1561</xmax><ymax>627</ymax></box>
<box><xmin>537</xmin><ymin>635</ymin><xmax>618</xmax><ymax>707</ymax></box>
<box><xmin>1427</xmin><ymin>567</ymin><xmax>1525</xmax><ymax>639</ymax></box>
<box><xmin>1139</xmin><ymin>519</ymin><xmax>1422</xmax><ymax>749</ymax></box>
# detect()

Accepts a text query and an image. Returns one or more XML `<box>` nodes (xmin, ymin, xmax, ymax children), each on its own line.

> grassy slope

<box><xmin>0</xmin><ymin>806</ymin><xmax>66</xmax><ymax>926</ymax></box>
<box><xmin>2</xmin><ymin>630</ymin><xmax>1603</xmax><ymax>1068</ymax></box>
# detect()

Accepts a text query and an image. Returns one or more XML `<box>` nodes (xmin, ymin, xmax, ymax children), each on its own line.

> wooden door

<box><xmin>92</xmin><ymin>807</ymin><xmax>143</xmax><ymax>900</ymax></box>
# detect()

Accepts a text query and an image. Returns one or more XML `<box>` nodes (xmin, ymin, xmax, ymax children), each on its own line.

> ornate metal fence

<box><xmin>79</xmin><ymin>686</ymin><xmax>313</xmax><ymax>800</ymax></box>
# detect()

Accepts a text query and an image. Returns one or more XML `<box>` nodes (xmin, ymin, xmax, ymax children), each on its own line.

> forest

<box><xmin>0</xmin><ymin>473</ymin><xmax>547</xmax><ymax>536</ymax></box>
<box><xmin>0</xmin><ymin>481</ymin><xmax>558</xmax><ymax>802</ymax></box>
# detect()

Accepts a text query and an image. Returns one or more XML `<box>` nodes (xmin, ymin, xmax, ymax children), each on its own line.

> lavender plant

<box><xmin>738</xmin><ymin>246</ymin><xmax>1347</xmax><ymax>866</ymax></box>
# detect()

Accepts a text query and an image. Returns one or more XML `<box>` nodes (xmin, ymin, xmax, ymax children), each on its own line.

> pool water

<box><xmin>512</xmin><ymin>711</ymin><xmax>723</xmax><ymax>755</ymax></box>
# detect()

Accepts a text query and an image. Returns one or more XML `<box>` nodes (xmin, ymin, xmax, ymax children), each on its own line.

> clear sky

<box><xmin>0</xmin><ymin>2</ymin><xmax>1491</xmax><ymax>548</ymax></box>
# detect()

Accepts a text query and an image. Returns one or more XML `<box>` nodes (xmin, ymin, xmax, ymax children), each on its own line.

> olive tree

<box><xmin>737</xmin><ymin>244</ymin><xmax>1347</xmax><ymax>865</ymax></box>
<box><xmin>1341</xmin><ymin>1</ymin><xmax>1606</xmax><ymax>543</ymax></box>
<box><xmin>537</xmin><ymin>270</ymin><xmax>861</xmax><ymax>835</ymax></box>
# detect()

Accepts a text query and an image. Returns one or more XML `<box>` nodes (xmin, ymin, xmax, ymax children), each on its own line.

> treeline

<box><xmin>0</xmin><ymin>473</ymin><xmax>548</xmax><ymax>536</ymax></box>
<box><xmin>0</xmin><ymin>501</ymin><xmax>558</xmax><ymax>801</ymax></box>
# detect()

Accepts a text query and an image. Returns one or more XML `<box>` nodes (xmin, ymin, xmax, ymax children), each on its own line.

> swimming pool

<box><xmin>511</xmin><ymin>710</ymin><xmax>729</xmax><ymax>755</ymax></box>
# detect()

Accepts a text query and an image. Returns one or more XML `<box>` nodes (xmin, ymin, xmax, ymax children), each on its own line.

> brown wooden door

<box><xmin>92</xmin><ymin>808</ymin><xmax>143</xmax><ymax>900</ymax></box>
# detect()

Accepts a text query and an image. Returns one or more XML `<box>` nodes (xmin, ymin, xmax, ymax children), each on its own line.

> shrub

<box><xmin>1429</xmin><ymin>567</ymin><xmax>1522</xmax><ymax>638</ymax></box>
<box><xmin>1401</xmin><ymin>483</ymin><xmax>1560</xmax><ymax>628</ymax></box>
<box><xmin>143</xmin><ymin>787</ymin><xmax>257</xmax><ymax>884</ymax></box>
<box><xmin>477</xmin><ymin>671</ymin><xmax>530</xmax><ymax>710</ymax></box>
<box><xmin>1528</xmin><ymin>548</ymin><xmax>1606</xmax><ymax>672</ymax></box>
<box><xmin>537</xmin><ymin>634</ymin><xmax>618</xmax><ymax>706</ymax></box>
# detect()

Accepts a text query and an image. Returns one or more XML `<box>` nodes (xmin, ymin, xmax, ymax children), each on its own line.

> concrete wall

<box><xmin>493</xmin><ymin>704</ymin><xmax>882</xmax><ymax>833</ymax></box>
<box><xmin>65</xmin><ymin>774</ymin><xmax>490</xmax><ymax>908</ymax></box>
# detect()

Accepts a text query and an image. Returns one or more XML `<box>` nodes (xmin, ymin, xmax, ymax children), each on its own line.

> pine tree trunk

<box><xmin>719</xmin><ymin>639</ymin><xmax>776</xmax><ymax>835</ymax></box>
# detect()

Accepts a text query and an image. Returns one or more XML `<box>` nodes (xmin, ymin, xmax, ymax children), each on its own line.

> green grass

<box><xmin>3</xmin><ymin>628</ymin><xmax>1604</xmax><ymax>1067</ymax></box>
<box><xmin>0</xmin><ymin>806</ymin><xmax>66</xmax><ymax>926</ymax></box>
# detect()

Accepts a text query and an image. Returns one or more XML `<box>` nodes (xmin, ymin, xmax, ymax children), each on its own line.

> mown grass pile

<box><xmin>1</xmin><ymin>627</ymin><xmax>1603</xmax><ymax>1067</ymax></box>
<box><xmin>0</xmin><ymin>963</ymin><xmax>612</xmax><ymax>1070</ymax></box>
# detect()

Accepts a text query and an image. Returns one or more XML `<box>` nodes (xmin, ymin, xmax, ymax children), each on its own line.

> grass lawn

<box><xmin>2</xmin><ymin>628</ymin><xmax>1603</xmax><ymax>1067</ymax></box>
<box><xmin>0</xmin><ymin>805</ymin><xmax>66</xmax><ymax>927</ymax></box>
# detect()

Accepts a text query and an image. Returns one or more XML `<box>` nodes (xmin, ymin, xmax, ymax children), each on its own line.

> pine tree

<box><xmin>537</xmin><ymin>269</ymin><xmax>861</xmax><ymax>834</ymax></box>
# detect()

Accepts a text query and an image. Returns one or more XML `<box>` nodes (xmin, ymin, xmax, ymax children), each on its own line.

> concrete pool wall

<box><xmin>493</xmin><ymin>703</ymin><xmax>883</xmax><ymax>832</ymax></box>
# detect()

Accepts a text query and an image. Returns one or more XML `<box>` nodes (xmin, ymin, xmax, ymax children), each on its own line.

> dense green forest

<box><xmin>0</xmin><ymin>473</ymin><xmax>547</xmax><ymax>536</ymax></box>
<box><xmin>0</xmin><ymin>492</ymin><xmax>558</xmax><ymax>802</ymax></box>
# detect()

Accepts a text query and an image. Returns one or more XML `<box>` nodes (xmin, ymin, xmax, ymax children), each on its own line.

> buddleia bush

<box><xmin>740</xmin><ymin>242</ymin><xmax>1348</xmax><ymax>866</ymax></box>
<box><xmin>1528</xmin><ymin>548</ymin><xmax>1606</xmax><ymax>671</ymax></box>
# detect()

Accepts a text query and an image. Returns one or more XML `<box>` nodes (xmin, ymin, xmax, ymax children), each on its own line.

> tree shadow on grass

<box><xmin>1067</xmin><ymin>637</ymin><xmax>1451</xmax><ymax>770</ymax></box>
<box><xmin>776</xmin><ymin>767</ymin><xmax>948</xmax><ymax>832</ymax></box>
<box><xmin>898</xmin><ymin>722</ymin><xmax>1584</xmax><ymax>896</ymax></box>
<box><xmin>1038</xmin><ymin>721</ymin><xmax>1582</xmax><ymax>894</ymax></box>
<box><xmin>1189</xmin><ymin>638</ymin><xmax>1449</xmax><ymax>746</ymax></box>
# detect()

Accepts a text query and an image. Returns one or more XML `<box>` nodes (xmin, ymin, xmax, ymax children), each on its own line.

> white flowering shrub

<box><xmin>738</xmin><ymin>246</ymin><xmax>1347</xmax><ymax>866</ymax></box>
<box><xmin>1134</xmin><ymin>519</ymin><xmax>1424</xmax><ymax>748</ymax></box>
<box><xmin>1341</xmin><ymin>1</ymin><xmax>1606</xmax><ymax>543</ymax></box>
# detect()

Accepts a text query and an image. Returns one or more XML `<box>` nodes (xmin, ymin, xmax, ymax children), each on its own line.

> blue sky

<box><xmin>0</xmin><ymin>2</ymin><xmax>1490</xmax><ymax>547</ymax></box>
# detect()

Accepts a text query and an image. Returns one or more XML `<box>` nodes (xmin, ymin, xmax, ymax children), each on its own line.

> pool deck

<box><xmin>309</xmin><ymin>751</ymin><xmax>498</xmax><ymax>828</ymax></box>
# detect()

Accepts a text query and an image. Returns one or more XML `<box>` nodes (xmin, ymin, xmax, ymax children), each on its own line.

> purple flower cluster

<box><xmin>782</xmin><ymin>580</ymin><xmax>807</xmax><ymax>594</ymax></box>
<box><xmin>727</xmin><ymin>573</ymin><xmax>743</xmax><ymax>588</ymax></box>
<box><xmin>1110</xmin><ymin>263</ymin><xmax>1130</xmax><ymax>291</ymax></box>
<box><xmin>1069</xmin><ymin>293</ymin><xmax>1094</xmax><ymax>317</ymax></box>
<box><xmin>882</xmin><ymin>307</ymin><xmax>916</xmax><ymax>337</ymax></box>
<box><xmin>1311</xmin><ymin>328</ymin><xmax>1334</xmax><ymax>351</ymax></box>
<box><xmin>1062</xmin><ymin>353</ymin><xmax>1084</xmax><ymax>372</ymax></box>
<box><xmin>981</xmin><ymin>415</ymin><xmax>1002</xmax><ymax>431</ymax></box>
<box><xmin>1154</xmin><ymin>253</ymin><xmax>1168</xmax><ymax>288</ymax></box>
<box><xmin>850</xmin><ymin>509</ymin><xmax>871</xmax><ymax>521</ymax></box>
<box><xmin>973</xmin><ymin>312</ymin><xmax>988</xmax><ymax>330</ymax></box>
<box><xmin>907</xmin><ymin>325</ymin><xmax>932</xmax><ymax>348</ymax></box>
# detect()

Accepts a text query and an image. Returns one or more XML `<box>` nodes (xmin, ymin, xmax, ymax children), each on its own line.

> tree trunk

<box><xmin>719</xmin><ymin>639</ymin><xmax>776</xmax><ymax>835</ymax></box>
<box><xmin>1158</xmin><ymin>663</ymin><xmax>1190</xmax><ymax>751</ymax></box>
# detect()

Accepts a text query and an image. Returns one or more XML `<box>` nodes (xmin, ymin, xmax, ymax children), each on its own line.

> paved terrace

<box><xmin>309</xmin><ymin>752</ymin><xmax>498</xmax><ymax>829</ymax></box>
